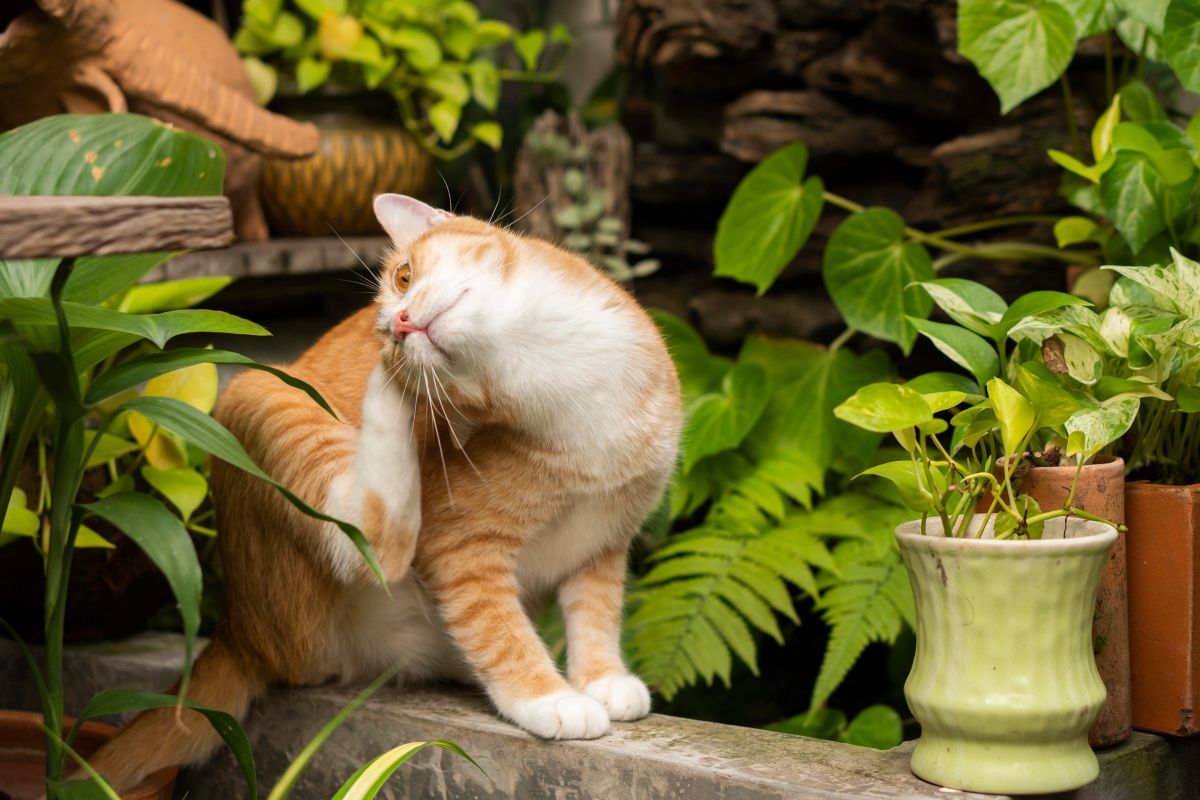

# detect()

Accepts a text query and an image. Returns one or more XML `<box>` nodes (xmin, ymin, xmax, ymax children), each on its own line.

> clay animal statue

<box><xmin>0</xmin><ymin>0</ymin><xmax>319</xmax><ymax>240</ymax></box>
<box><xmin>83</xmin><ymin>194</ymin><xmax>683</xmax><ymax>788</ymax></box>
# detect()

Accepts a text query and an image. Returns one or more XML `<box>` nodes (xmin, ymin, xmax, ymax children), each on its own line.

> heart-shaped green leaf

<box><xmin>833</xmin><ymin>383</ymin><xmax>933</xmax><ymax>434</ymax></box>
<box><xmin>682</xmin><ymin>364</ymin><xmax>770</xmax><ymax>473</ymax></box>
<box><xmin>824</xmin><ymin>209</ymin><xmax>934</xmax><ymax>354</ymax></box>
<box><xmin>715</xmin><ymin>143</ymin><xmax>824</xmax><ymax>294</ymax></box>
<box><xmin>913</xmin><ymin>278</ymin><xmax>1007</xmax><ymax>339</ymax></box>
<box><xmin>987</xmin><ymin>378</ymin><xmax>1037</xmax><ymax>457</ymax></box>
<box><xmin>909</xmin><ymin>317</ymin><xmax>1000</xmax><ymax>386</ymax></box>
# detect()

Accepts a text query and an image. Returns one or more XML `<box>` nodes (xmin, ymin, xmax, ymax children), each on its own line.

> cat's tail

<box><xmin>82</xmin><ymin>636</ymin><xmax>267</xmax><ymax>791</ymax></box>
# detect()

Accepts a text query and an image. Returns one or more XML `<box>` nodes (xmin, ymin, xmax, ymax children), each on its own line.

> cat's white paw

<box><xmin>582</xmin><ymin>674</ymin><xmax>651</xmax><ymax>721</ymax></box>
<box><xmin>507</xmin><ymin>690</ymin><xmax>610</xmax><ymax>740</ymax></box>
<box><xmin>362</xmin><ymin>364</ymin><xmax>410</xmax><ymax>432</ymax></box>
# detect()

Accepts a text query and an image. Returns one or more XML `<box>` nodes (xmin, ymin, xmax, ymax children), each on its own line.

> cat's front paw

<box><xmin>507</xmin><ymin>690</ymin><xmax>610</xmax><ymax>740</ymax></box>
<box><xmin>582</xmin><ymin>674</ymin><xmax>651</xmax><ymax>722</ymax></box>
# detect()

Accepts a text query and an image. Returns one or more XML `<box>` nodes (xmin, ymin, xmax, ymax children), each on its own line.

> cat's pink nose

<box><xmin>393</xmin><ymin>310</ymin><xmax>420</xmax><ymax>337</ymax></box>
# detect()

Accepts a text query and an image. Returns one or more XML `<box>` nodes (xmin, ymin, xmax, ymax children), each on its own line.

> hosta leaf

<box><xmin>715</xmin><ymin>142</ymin><xmax>824</xmax><ymax>294</ymax></box>
<box><xmin>823</xmin><ymin>208</ymin><xmax>934</xmax><ymax>354</ymax></box>
<box><xmin>957</xmin><ymin>0</ymin><xmax>1076</xmax><ymax>114</ymax></box>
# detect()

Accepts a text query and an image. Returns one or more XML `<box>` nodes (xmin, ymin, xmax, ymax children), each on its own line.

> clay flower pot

<box><xmin>896</xmin><ymin>515</ymin><xmax>1117</xmax><ymax>795</ymax></box>
<box><xmin>1125</xmin><ymin>481</ymin><xmax>1200</xmax><ymax>736</ymax></box>
<box><xmin>0</xmin><ymin>710</ymin><xmax>176</xmax><ymax>799</ymax></box>
<box><xmin>1001</xmin><ymin>456</ymin><xmax>1131</xmax><ymax>746</ymax></box>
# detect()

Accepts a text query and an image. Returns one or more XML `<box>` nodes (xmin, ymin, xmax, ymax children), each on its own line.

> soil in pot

<box><xmin>896</xmin><ymin>515</ymin><xmax>1116</xmax><ymax>795</ymax></box>
<box><xmin>0</xmin><ymin>710</ymin><xmax>176</xmax><ymax>800</ymax></box>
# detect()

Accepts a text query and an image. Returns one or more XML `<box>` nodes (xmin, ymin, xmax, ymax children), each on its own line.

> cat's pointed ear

<box><xmin>373</xmin><ymin>194</ymin><xmax>452</xmax><ymax>248</ymax></box>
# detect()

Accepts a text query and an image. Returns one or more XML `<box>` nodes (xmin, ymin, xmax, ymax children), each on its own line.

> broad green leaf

<box><xmin>514</xmin><ymin>29</ymin><xmax>546</xmax><ymax>71</ymax></box>
<box><xmin>1015</xmin><ymin>364</ymin><xmax>1080</xmax><ymax>427</ymax></box>
<box><xmin>922</xmin><ymin>391</ymin><xmax>968</xmax><ymax>413</ymax></box>
<box><xmin>909</xmin><ymin>317</ymin><xmax>1000</xmax><ymax>386</ymax></box>
<box><xmin>74</xmin><ymin>523</ymin><xmax>115</xmax><ymax>549</ymax></box>
<box><xmin>128</xmin><ymin>359</ymin><xmax>218</xmax><ymax>471</ymax></box>
<box><xmin>1117</xmin><ymin>17</ymin><xmax>1164</xmax><ymax>61</ymax></box>
<box><xmin>470</xmin><ymin>122</ymin><xmax>502</xmax><ymax>150</ymax></box>
<box><xmin>824</xmin><ymin>209</ymin><xmax>934</xmax><ymax>353</ymax></box>
<box><xmin>740</xmin><ymin>336</ymin><xmax>891</xmax><ymax>471</ymax></box>
<box><xmin>683</xmin><ymin>364</ymin><xmax>769</xmax><ymax>473</ymax></box>
<box><xmin>858</xmin><ymin>460</ymin><xmax>937</xmax><ymax>512</ymax></box>
<box><xmin>1165</xmin><ymin>0</ymin><xmax>1200</xmax><ymax>92</ymax></box>
<box><xmin>833</xmin><ymin>384</ymin><xmax>933</xmax><ymax>434</ymax></box>
<box><xmin>913</xmin><ymin>278</ymin><xmax>1007</xmax><ymax>338</ymax></box>
<box><xmin>242</xmin><ymin>57</ymin><xmax>278</xmax><ymax>105</ymax></box>
<box><xmin>1101</xmin><ymin>150</ymin><xmax>1193</xmax><ymax>254</ymax></box>
<box><xmin>370</xmin><ymin>25</ymin><xmax>441</xmax><ymax>71</ymax></box>
<box><xmin>471</xmin><ymin>20</ymin><xmax>514</xmax><ymax>49</ymax></box>
<box><xmin>85</xmin><ymin>348</ymin><xmax>336</xmax><ymax>417</ymax></box>
<box><xmin>1092</xmin><ymin>94</ymin><xmax>1122</xmax><ymax>160</ymax></box>
<box><xmin>117</xmin><ymin>277</ymin><xmax>232</xmax><ymax>314</ymax></box>
<box><xmin>141</xmin><ymin>466</ymin><xmax>207</xmax><ymax>523</ymax></box>
<box><xmin>1059</xmin><ymin>333</ymin><xmax>1104</xmax><ymax>384</ymax></box>
<box><xmin>550</xmin><ymin>22</ymin><xmax>574</xmax><ymax>45</ymax></box>
<box><xmin>1105</xmin><ymin>252</ymin><xmax>1200</xmax><ymax>316</ymax></box>
<box><xmin>118</xmin><ymin>396</ymin><xmax>385</xmax><ymax>585</ymax></box>
<box><xmin>1065</xmin><ymin>397</ymin><xmax>1140</xmax><ymax>455</ymax></box>
<box><xmin>294</xmin><ymin>0</ymin><xmax>344</xmax><ymax>19</ymax></box>
<box><xmin>469</xmin><ymin>59</ymin><xmax>500</xmax><ymax>111</ymax></box>
<box><xmin>1119</xmin><ymin>79</ymin><xmax>1167</xmax><ymax>122</ymax></box>
<box><xmin>838</xmin><ymin>704</ymin><xmax>904</xmax><ymax>750</ymax></box>
<box><xmin>3</xmin><ymin>487</ymin><xmax>38</xmax><ymax>536</ymax></box>
<box><xmin>998</xmin><ymin>291</ymin><xmax>1091</xmax><ymax>339</ymax></box>
<box><xmin>1054</xmin><ymin>216</ymin><xmax>1099</xmax><ymax>247</ymax></box>
<box><xmin>1178</xmin><ymin>384</ymin><xmax>1200</xmax><ymax>412</ymax></box>
<box><xmin>1095</xmin><ymin>375</ymin><xmax>1173</xmax><ymax>402</ymax></box>
<box><xmin>1007</xmin><ymin>304</ymin><xmax>1106</xmax><ymax>351</ymax></box>
<box><xmin>428</xmin><ymin>99</ymin><xmax>462</xmax><ymax>142</ymax></box>
<box><xmin>958</xmin><ymin>0</ymin><xmax>1076</xmax><ymax>113</ymax></box>
<box><xmin>264</xmin><ymin>10</ymin><xmax>304</xmax><ymax>47</ymax></box>
<box><xmin>715</xmin><ymin>143</ymin><xmax>824</xmax><ymax>294</ymax></box>
<box><xmin>296</xmin><ymin>57</ymin><xmax>332</xmax><ymax>93</ymax></box>
<box><xmin>650</xmin><ymin>310</ymin><xmax>730</xmax><ymax>402</ymax></box>
<box><xmin>424</xmin><ymin>67</ymin><xmax>471</xmax><ymax>105</ymax></box>
<box><xmin>81</xmin><ymin>493</ymin><xmax>202</xmax><ymax>693</ymax></box>
<box><xmin>1117</xmin><ymin>0</ymin><xmax>1169</xmax><ymax>32</ymax></box>
<box><xmin>67</xmin><ymin>689</ymin><xmax>256</xmax><ymax>800</ymax></box>
<box><xmin>987</xmin><ymin>378</ymin><xmax>1036</xmax><ymax>457</ymax></box>
<box><xmin>318</xmin><ymin>14</ymin><xmax>364</xmax><ymax>61</ymax></box>
<box><xmin>904</xmin><ymin>372</ymin><xmax>981</xmax><ymax>397</ymax></box>
<box><xmin>1049</xmin><ymin>148</ymin><xmax>1115</xmax><ymax>184</ymax></box>
<box><xmin>82</xmin><ymin>430</ymin><xmax>138</xmax><ymax>468</ymax></box>
<box><xmin>0</xmin><ymin>299</ymin><xmax>268</xmax><ymax>349</ymax></box>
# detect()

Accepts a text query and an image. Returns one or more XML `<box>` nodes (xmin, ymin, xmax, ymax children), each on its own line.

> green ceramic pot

<box><xmin>895</xmin><ymin>515</ymin><xmax>1117</xmax><ymax>795</ymax></box>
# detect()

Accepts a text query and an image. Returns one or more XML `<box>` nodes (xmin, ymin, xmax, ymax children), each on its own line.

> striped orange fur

<box><xmin>85</xmin><ymin>194</ymin><xmax>681</xmax><ymax>789</ymax></box>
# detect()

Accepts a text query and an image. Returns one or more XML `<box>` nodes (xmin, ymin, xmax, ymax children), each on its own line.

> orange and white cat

<box><xmin>87</xmin><ymin>194</ymin><xmax>682</xmax><ymax>788</ymax></box>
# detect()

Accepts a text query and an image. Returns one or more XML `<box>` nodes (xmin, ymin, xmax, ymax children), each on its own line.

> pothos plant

<box><xmin>0</xmin><ymin>113</ymin><xmax>383</xmax><ymax>798</ymax></box>
<box><xmin>235</xmin><ymin>0</ymin><xmax>573</xmax><ymax>158</ymax></box>
<box><xmin>629</xmin><ymin>0</ymin><xmax>1200</xmax><ymax>734</ymax></box>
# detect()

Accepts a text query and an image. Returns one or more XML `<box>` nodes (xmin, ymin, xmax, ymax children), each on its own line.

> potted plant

<box><xmin>233</xmin><ymin>0</ymin><xmax>572</xmax><ymax>235</ymax></box>
<box><xmin>834</xmin><ymin>369</ymin><xmax>1129</xmax><ymax>793</ymax></box>
<box><xmin>0</xmin><ymin>113</ymin><xmax>382</xmax><ymax>798</ymax></box>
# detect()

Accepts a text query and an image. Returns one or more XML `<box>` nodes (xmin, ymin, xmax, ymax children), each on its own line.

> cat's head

<box><xmin>371</xmin><ymin>193</ymin><xmax>599</xmax><ymax>418</ymax></box>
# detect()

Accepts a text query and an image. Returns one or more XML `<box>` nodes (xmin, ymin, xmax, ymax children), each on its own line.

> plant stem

<box><xmin>932</xmin><ymin>215</ymin><xmax>1062</xmax><ymax>239</ymax></box>
<box><xmin>1061</xmin><ymin>75</ymin><xmax>1084</xmax><ymax>158</ymax></box>
<box><xmin>827</xmin><ymin>327</ymin><xmax>857</xmax><ymax>353</ymax></box>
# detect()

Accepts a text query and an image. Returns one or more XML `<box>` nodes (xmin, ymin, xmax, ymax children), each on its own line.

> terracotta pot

<box><xmin>896</xmin><ymin>515</ymin><xmax>1116</xmax><ymax>794</ymax></box>
<box><xmin>1125</xmin><ymin>481</ymin><xmax>1200</xmax><ymax>736</ymax></box>
<box><xmin>260</xmin><ymin>90</ymin><xmax>434</xmax><ymax>237</ymax></box>
<box><xmin>986</xmin><ymin>456</ymin><xmax>1132</xmax><ymax>746</ymax></box>
<box><xmin>0</xmin><ymin>710</ymin><xmax>176</xmax><ymax>800</ymax></box>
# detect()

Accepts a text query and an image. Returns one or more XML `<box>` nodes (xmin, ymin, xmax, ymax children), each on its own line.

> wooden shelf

<box><xmin>153</xmin><ymin>236</ymin><xmax>391</xmax><ymax>282</ymax></box>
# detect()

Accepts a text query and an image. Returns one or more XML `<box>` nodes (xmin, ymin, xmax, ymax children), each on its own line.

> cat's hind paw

<box><xmin>582</xmin><ymin>674</ymin><xmax>652</xmax><ymax>722</ymax></box>
<box><xmin>507</xmin><ymin>690</ymin><xmax>610</xmax><ymax>740</ymax></box>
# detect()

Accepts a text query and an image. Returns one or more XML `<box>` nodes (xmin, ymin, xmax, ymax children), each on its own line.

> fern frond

<box><xmin>627</xmin><ymin>518</ymin><xmax>835</xmax><ymax>700</ymax></box>
<box><xmin>808</xmin><ymin>537</ymin><xmax>917</xmax><ymax>712</ymax></box>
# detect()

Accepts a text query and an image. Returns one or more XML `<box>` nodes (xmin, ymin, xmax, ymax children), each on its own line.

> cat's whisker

<box><xmin>488</xmin><ymin>187</ymin><xmax>503</xmax><ymax>226</ymax></box>
<box><xmin>506</xmin><ymin>194</ymin><xmax>549</xmax><ymax>232</ymax></box>
<box><xmin>437</xmin><ymin>169</ymin><xmax>454</xmax><ymax>213</ymax></box>
<box><xmin>423</xmin><ymin>368</ymin><xmax>454</xmax><ymax>504</ymax></box>
<box><xmin>327</xmin><ymin>224</ymin><xmax>375</xmax><ymax>275</ymax></box>
<box><xmin>429</xmin><ymin>369</ymin><xmax>482</xmax><ymax>480</ymax></box>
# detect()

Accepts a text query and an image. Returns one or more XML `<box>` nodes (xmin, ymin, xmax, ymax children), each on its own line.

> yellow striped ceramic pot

<box><xmin>260</xmin><ymin>100</ymin><xmax>433</xmax><ymax>237</ymax></box>
<box><xmin>895</xmin><ymin>516</ymin><xmax>1117</xmax><ymax>794</ymax></box>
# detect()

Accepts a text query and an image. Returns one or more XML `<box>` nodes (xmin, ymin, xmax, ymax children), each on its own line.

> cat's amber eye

<box><xmin>392</xmin><ymin>262</ymin><xmax>411</xmax><ymax>294</ymax></box>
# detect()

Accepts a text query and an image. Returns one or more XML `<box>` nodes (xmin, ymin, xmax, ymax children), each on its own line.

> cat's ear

<box><xmin>373</xmin><ymin>194</ymin><xmax>452</xmax><ymax>248</ymax></box>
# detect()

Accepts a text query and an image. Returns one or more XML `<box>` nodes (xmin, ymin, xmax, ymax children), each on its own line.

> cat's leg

<box><xmin>559</xmin><ymin>547</ymin><xmax>652</xmax><ymax>721</ymax></box>
<box><xmin>420</xmin><ymin>532</ymin><xmax>610</xmax><ymax>740</ymax></box>
<box><xmin>322</xmin><ymin>363</ymin><xmax>423</xmax><ymax>584</ymax></box>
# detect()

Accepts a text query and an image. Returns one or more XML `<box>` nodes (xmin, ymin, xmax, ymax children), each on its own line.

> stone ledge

<box><xmin>147</xmin><ymin>237</ymin><xmax>391</xmax><ymax>282</ymax></box>
<box><xmin>2</xmin><ymin>634</ymin><xmax>1198</xmax><ymax>800</ymax></box>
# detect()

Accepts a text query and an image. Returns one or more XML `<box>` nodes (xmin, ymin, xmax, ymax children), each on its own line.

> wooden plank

<box><xmin>0</xmin><ymin>195</ymin><xmax>233</xmax><ymax>259</ymax></box>
<box><xmin>153</xmin><ymin>236</ymin><xmax>390</xmax><ymax>282</ymax></box>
